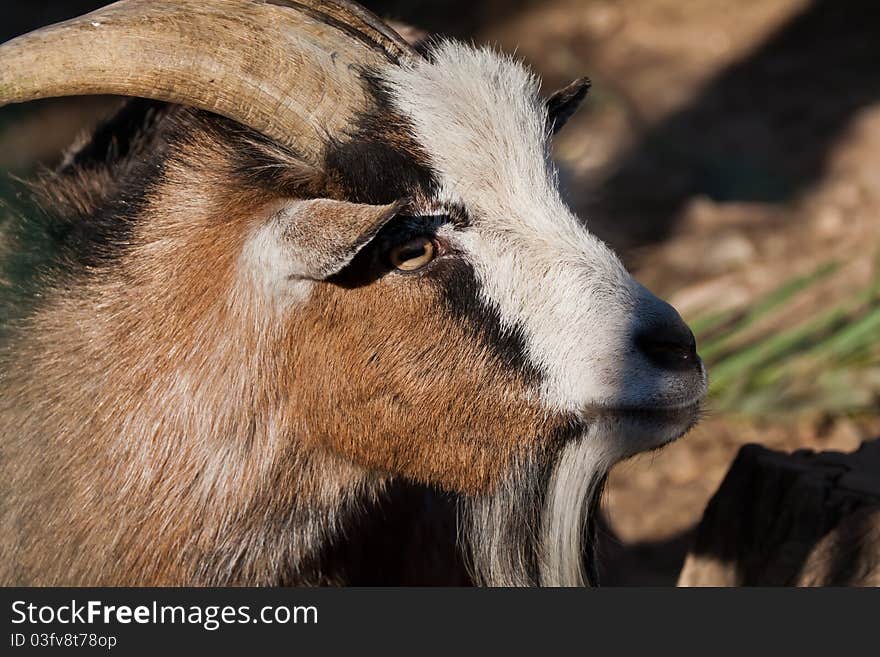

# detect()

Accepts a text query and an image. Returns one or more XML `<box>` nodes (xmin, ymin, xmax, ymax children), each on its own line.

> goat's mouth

<box><xmin>617</xmin><ymin>401</ymin><xmax>703</xmax><ymax>426</ymax></box>
<box><xmin>589</xmin><ymin>400</ymin><xmax>704</xmax><ymax>456</ymax></box>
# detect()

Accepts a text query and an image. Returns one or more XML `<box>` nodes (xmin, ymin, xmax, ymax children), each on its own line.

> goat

<box><xmin>0</xmin><ymin>0</ymin><xmax>707</xmax><ymax>586</ymax></box>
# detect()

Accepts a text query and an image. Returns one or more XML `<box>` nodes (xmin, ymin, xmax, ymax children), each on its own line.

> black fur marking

<box><xmin>441</xmin><ymin>203</ymin><xmax>473</xmax><ymax>230</ymax></box>
<box><xmin>44</xmin><ymin>168</ymin><xmax>158</xmax><ymax>271</ymax></box>
<box><xmin>210</xmin><ymin>116</ymin><xmax>325</xmax><ymax>198</ymax></box>
<box><xmin>291</xmin><ymin>482</ymin><xmax>470</xmax><ymax>585</ymax></box>
<box><xmin>436</xmin><ymin>259</ymin><xmax>541</xmax><ymax>385</ymax></box>
<box><xmin>60</xmin><ymin>99</ymin><xmax>170</xmax><ymax>173</ymax></box>
<box><xmin>323</xmin><ymin>75</ymin><xmax>438</xmax><ymax>205</ymax></box>
<box><xmin>25</xmin><ymin>100</ymin><xmax>175</xmax><ymax>271</ymax></box>
<box><xmin>320</xmin><ymin>76</ymin><xmax>536</xmax><ymax>386</ymax></box>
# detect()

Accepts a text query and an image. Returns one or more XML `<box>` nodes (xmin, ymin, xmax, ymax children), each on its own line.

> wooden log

<box><xmin>678</xmin><ymin>439</ymin><xmax>880</xmax><ymax>586</ymax></box>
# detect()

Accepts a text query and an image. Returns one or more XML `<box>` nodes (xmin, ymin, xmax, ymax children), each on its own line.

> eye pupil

<box><xmin>390</xmin><ymin>237</ymin><xmax>436</xmax><ymax>271</ymax></box>
<box><xmin>398</xmin><ymin>244</ymin><xmax>426</xmax><ymax>260</ymax></box>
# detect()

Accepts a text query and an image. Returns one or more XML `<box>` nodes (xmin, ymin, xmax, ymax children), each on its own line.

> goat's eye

<box><xmin>389</xmin><ymin>236</ymin><xmax>436</xmax><ymax>272</ymax></box>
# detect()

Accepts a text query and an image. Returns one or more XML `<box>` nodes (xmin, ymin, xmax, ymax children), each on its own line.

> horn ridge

<box><xmin>0</xmin><ymin>0</ymin><xmax>417</xmax><ymax>163</ymax></box>
<box><xmin>264</xmin><ymin>0</ymin><xmax>417</xmax><ymax>60</ymax></box>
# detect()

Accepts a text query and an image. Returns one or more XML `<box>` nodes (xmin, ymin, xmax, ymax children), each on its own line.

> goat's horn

<box><xmin>0</xmin><ymin>0</ymin><xmax>418</xmax><ymax>164</ymax></box>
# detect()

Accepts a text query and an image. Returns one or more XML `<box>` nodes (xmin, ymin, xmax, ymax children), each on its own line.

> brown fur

<box><xmin>0</xmin><ymin>108</ymin><xmax>564</xmax><ymax>585</ymax></box>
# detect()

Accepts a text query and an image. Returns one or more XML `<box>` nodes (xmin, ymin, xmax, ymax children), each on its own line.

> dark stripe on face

<box><xmin>436</xmin><ymin>259</ymin><xmax>541</xmax><ymax>386</ymax></box>
<box><xmin>323</xmin><ymin>75</ymin><xmax>438</xmax><ymax>206</ymax></box>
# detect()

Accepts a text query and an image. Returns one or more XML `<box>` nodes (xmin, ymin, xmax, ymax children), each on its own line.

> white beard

<box><xmin>462</xmin><ymin>427</ymin><xmax>611</xmax><ymax>587</ymax></box>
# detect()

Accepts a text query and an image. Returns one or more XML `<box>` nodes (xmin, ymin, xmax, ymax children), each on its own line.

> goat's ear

<box><xmin>273</xmin><ymin>198</ymin><xmax>406</xmax><ymax>280</ymax></box>
<box><xmin>546</xmin><ymin>77</ymin><xmax>591</xmax><ymax>135</ymax></box>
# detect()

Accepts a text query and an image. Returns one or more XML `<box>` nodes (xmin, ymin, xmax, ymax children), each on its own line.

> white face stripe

<box><xmin>384</xmin><ymin>43</ymin><xmax>703</xmax><ymax>417</ymax></box>
<box><xmin>239</xmin><ymin>206</ymin><xmax>313</xmax><ymax>310</ymax></box>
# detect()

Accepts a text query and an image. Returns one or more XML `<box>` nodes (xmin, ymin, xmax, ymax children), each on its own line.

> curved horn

<box><xmin>0</xmin><ymin>0</ymin><xmax>419</xmax><ymax>163</ymax></box>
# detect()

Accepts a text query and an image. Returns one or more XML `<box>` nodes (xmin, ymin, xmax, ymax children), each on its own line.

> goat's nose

<box><xmin>634</xmin><ymin>301</ymin><xmax>698</xmax><ymax>372</ymax></box>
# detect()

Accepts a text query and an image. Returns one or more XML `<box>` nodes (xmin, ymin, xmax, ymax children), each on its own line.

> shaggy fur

<box><xmin>0</xmin><ymin>41</ymin><xmax>705</xmax><ymax>586</ymax></box>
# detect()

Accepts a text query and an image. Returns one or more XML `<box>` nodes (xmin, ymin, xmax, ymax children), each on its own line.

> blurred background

<box><xmin>2</xmin><ymin>0</ymin><xmax>879</xmax><ymax>584</ymax></box>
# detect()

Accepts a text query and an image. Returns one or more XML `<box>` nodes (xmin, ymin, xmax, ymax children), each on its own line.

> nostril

<box><xmin>635</xmin><ymin>320</ymin><xmax>698</xmax><ymax>373</ymax></box>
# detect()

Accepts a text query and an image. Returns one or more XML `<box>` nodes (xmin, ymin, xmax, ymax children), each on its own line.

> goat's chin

<box><xmin>460</xmin><ymin>408</ymin><xmax>701</xmax><ymax>587</ymax></box>
<box><xmin>461</xmin><ymin>426</ymin><xmax>611</xmax><ymax>587</ymax></box>
<box><xmin>601</xmin><ymin>403</ymin><xmax>704</xmax><ymax>458</ymax></box>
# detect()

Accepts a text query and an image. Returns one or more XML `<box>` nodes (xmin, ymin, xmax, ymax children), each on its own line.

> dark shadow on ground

<box><xmin>585</xmin><ymin>0</ymin><xmax>880</xmax><ymax>251</ymax></box>
<box><xmin>595</xmin><ymin>512</ymin><xmax>693</xmax><ymax>586</ymax></box>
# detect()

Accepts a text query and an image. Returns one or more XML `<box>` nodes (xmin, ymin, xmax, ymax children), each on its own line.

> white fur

<box><xmin>384</xmin><ymin>43</ymin><xmax>706</xmax><ymax>432</ymax></box>
<box><xmin>240</xmin><ymin>210</ymin><xmax>312</xmax><ymax>307</ymax></box>
<box><xmin>540</xmin><ymin>431</ymin><xmax>609</xmax><ymax>586</ymax></box>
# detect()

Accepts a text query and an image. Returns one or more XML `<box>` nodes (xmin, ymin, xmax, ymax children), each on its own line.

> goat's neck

<box><xmin>2</xmin><ymin>269</ymin><xmax>379</xmax><ymax>585</ymax></box>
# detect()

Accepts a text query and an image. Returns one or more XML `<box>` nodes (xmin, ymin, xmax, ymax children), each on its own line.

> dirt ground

<box><xmin>2</xmin><ymin>0</ymin><xmax>879</xmax><ymax>584</ymax></box>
